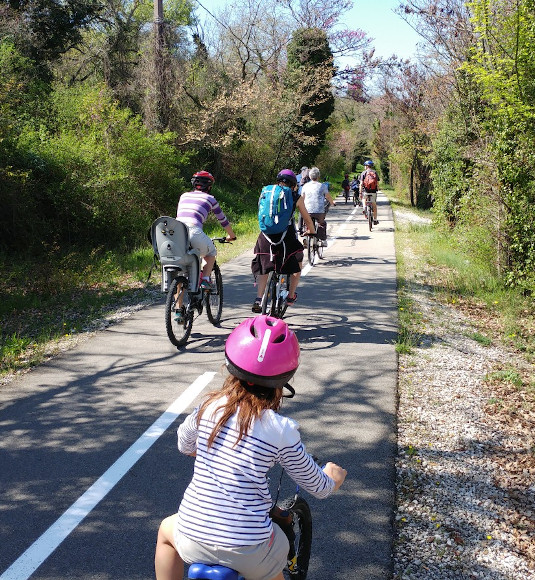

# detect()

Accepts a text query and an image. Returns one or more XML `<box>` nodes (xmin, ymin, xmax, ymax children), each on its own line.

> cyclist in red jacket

<box><xmin>359</xmin><ymin>160</ymin><xmax>380</xmax><ymax>225</ymax></box>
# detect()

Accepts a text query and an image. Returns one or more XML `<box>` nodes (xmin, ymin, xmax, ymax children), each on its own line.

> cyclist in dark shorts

<box><xmin>251</xmin><ymin>169</ymin><xmax>316</xmax><ymax>312</ymax></box>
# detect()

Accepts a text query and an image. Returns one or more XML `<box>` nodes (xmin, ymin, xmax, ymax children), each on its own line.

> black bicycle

<box><xmin>150</xmin><ymin>217</ymin><xmax>231</xmax><ymax>347</ymax></box>
<box><xmin>187</xmin><ymin>466</ymin><xmax>313</xmax><ymax>580</ymax></box>
<box><xmin>364</xmin><ymin>193</ymin><xmax>374</xmax><ymax>231</ymax></box>
<box><xmin>307</xmin><ymin>224</ymin><xmax>323</xmax><ymax>267</ymax></box>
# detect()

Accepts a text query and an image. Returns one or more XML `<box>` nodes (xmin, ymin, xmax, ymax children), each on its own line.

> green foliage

<box><xmin>429</xmin><ymin>113</ymin><xmax>471</xmax><ymax>224</ymax></box>
<box><xmin>2</xmin><ymin>0</ymin><xmax>102</xmax><ymax>79</ymax></box>
<box><xmin>285</xmin><ymin>28</ymin><xmax>335</xmax><ymax>166</ymax></box>
<box><xmin>1</xmin><ymin>82</ymin><xmax>189</xmax><ymax>253</ymax></box>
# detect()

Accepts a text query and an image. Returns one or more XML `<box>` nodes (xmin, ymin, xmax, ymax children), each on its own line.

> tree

<box><xmin>0</xmin><ymin>0</ymin><xmax>102</xmax><ymax>80</ymax></box>
<box><xmin>285</xmin><ymin>27</ymin><xmax>335</xmax><ymax>166</ymax></box>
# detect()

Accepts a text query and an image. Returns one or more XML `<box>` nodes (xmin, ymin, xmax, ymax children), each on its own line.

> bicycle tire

<box><xmin>317</xmin><ymin>238</ymin><xmax>324</xmax><ymax>260</ymax></box>
<box><xmin>279</xmin><ymin>496</ymin><xmax>312</xmax><ymax>580</ymax></box>
<box><xmin>368</xmin><ymin>205</ymin><xmax>373</xmax><ymax>231</ymax></box>
<box><xmin>261</xmin><ymin>271</ymin><xmax>277</xmax><ymax>316</ymax></box>
<box><xmin>275</xmin><ymin>274</ymin><xmax>290</xmax><ymax>319</ymax></box>
<box><xmin>165</xmin><ymin>276</ymin><xmax>193</xmax><ymax>347</ymax></box>
<box><xmin>307</xmin><ymin>236</ymin><xmax>316</xmax><ymax>266</ymax></box>
<box><xmin>205</xmin><ymin>262</ymin><xmax>223</xmax><ymax>325</ymax></box>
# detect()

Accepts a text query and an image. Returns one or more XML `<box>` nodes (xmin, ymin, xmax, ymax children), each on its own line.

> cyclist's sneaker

<box><xmin>286</xmin><ymin>293</ymin><xmax>297</xmax><ymax>306</ymax></box>
<box><xmin>374</xmin><ymin>220</ymin><xmax>379</xmax><ymax>225</ymax></box>
<box><xmin>252</xmin><ymin>298</ymin><xmax>262</xmax><ymax>313</ymax></box>
<box><xmin>174</xmin><ymin>310</ymin><xmax>184</xmax><ymax>323</ymax></box>
<box><xmin>199</xmin><ymin>279</ymin><xmax>212</xmax><ymax>290</ymax></box>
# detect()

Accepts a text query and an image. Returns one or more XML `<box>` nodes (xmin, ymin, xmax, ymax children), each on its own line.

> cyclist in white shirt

<box><xmin>155</xmin><ymin>316</ymin><xmax>347</xmax><ymax>580</ymax></box>
<box><xmin>300</xmin><ymin>167</ymin><xmax>335</xmax><ymax>245</ymax></box>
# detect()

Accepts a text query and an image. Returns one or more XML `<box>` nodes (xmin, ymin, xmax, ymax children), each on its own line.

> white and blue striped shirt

<box><xmin>176</xmin><ymin>400</ymin><xmax>335</xmax><ymax>547</ymax></box>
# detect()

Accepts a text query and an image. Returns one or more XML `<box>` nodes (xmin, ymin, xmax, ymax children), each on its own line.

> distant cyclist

<box><xmin>359</xmin><ymin>161</ymin><xmax>379</xmax><ymax>225</ymax></box>
<box><xmin>154</xmin><ymin>315</ymin><xmax>347</xmax><ymax>580</ymax></box>
<box><xmin>300</xmin><ymin>167</ymin><xmax>335</xmax><ymax>246</ymax></box>
<box><xmin>176</xmin><ymin>171</ymin><xmax>236</xmax><ymax>290</ymax></box>
<box><xmin>341</xmin><ymin>173</ymin><xmax>351</xmax><ymax>202</ymax></box>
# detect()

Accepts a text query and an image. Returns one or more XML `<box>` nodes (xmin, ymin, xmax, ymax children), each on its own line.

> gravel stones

<box><xmin>394</xmin><ymin>285</ymin><xmax>535</xmax><ymax>579</ymax></box>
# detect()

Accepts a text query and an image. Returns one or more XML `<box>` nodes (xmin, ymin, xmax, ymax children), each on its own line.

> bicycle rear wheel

<box><xmin>279</xmin><ymin>496</ymin><xmax>312</xmax><ymax>580</ymax></box>
<box><xmin>165</xmin><ymin>276</ymin><xmax>193</xmax><ymax>347</ymax></box>
<box><xmin>368</xmin><ymin>205</ymin><xmax>373</xmax><ymax>231</ymax></box>
<box><xmin>261</xmin><ymin>271</ymin><xmax>277</xmax><ymax>316</ymax></box>
<box><xmin>307</xmin><ymin>236</ymin><xmax>317</xmax><ymax>266</ymax></box>
<box><xmin>275</xmin><ymin>274</ymin><xmax>290</xmax><ymax>319</ymax></box>
<box><xmin>205</xmin><ymin>262</ymin><xmax>223</xmax><ymax>325</ymax></box>
<box><xmin>317</xmin><ymin>238</ymin><xmax>324</xmax><ymax>260</ymax></box>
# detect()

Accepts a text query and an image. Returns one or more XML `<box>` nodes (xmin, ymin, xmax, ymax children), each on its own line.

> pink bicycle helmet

<box><xmin>225</xmin><ymin>316</ymin><xmax>300</xmax><ymax>395</ymax></box>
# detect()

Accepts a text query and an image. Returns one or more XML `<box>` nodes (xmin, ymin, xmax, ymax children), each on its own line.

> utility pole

<box><xmin>153</xmin><ymin>0</ymin><xmax>166</xmax><ymax>130</ymax></box>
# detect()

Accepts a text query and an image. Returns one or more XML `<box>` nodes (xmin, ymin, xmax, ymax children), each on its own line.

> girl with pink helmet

<box><xmin>155</xmin><ymin>316</ymin><xmax>347</xmax><ymax>580</ymax></box>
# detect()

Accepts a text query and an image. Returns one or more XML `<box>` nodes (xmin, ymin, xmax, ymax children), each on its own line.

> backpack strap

<box><xmin>262</xmin><ymin>229</ymin><xmax>288</xmax><ymax>263</ymax></box>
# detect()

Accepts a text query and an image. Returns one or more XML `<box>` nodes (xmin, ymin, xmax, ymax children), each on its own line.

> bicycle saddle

<box><xmin>187</xmin><ymin>563</ymin><xmax>243</xmax><ymax>580</ymax></box>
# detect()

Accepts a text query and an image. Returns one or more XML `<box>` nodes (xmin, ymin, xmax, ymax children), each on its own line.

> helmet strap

<box><xmin>283</xmin><ymin>383</ymin><xmax>295</xmax><ymax>398</ymax></box>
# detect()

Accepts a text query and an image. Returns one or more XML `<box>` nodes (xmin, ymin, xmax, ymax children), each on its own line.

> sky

<box><xmin>194</xmin><ymin>0</ymin><xmax>422</xmax><ymax>62</ymax></box>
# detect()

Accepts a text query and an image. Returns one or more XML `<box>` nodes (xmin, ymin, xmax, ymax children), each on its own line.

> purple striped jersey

<box><xmin>175</xmin><ymin>400</ymin><xmax>335</xmax><ymax>547</ymax></box>
<box><xmin>176</xmin><ymin>191</ymin><xmax>230</xmax><ymax>229</ymax></box>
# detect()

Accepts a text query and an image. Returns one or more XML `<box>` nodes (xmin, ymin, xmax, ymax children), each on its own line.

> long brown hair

<box><xmin>197</xmin><ymin>375</ymin><xmax>283</xmax><ymax>448</ymax></box>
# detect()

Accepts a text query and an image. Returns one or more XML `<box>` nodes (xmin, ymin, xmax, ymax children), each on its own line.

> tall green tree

<box><xmin>286</xmin><ymin>27</ymin><xmax>335</xmax><ymax>166</ymax></box>
<box><xmin>1</xmin><ymin>0</ymin><xmax>102</xmax><ymax>80</ymax></box>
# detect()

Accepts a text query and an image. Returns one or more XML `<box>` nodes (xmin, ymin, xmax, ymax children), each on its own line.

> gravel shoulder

<box><xmin>393</xmin><ymin>216</ymin><xmax>535</xmax><ymax>579</ymax></box>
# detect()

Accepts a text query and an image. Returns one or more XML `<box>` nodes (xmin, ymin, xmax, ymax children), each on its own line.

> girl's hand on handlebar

<box><xmin>226</xmin><ymin>235</ymin><xmax>237</xmax><ymax>242</ymax></box>
<box><xmin>323</xmin><ymin>462</ymin><xmax>347</xmax><ymax>491</ymax></box>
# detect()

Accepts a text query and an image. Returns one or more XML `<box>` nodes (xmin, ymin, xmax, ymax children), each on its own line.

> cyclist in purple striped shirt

<box><xmin>155</xmin><ymin>316</ymin><xmax>347</xmax><ymax>580</ymax></box>
<box><xmin>176</xmin><ymin>171</ymin><xmax>236</xmax><ymax>290</ymax></box>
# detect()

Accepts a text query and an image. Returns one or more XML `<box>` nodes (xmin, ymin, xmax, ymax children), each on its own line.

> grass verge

<box><xmin>0</xmin><ymin>213</ymin><xmax>259</xmax><ymax>380</ymax></box>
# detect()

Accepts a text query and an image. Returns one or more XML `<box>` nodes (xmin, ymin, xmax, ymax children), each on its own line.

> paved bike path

<box><xmin>0</xmin><ymin>194</ymin><xmax>397</xmax><ymax>580</ymax></box>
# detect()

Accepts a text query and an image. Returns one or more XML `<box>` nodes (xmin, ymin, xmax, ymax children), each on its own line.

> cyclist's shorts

<box><xmin>363</xmin><ymin>190</ymin><xmax>377</xmax><ymax>204</ymax></box>
<box><xmin>251</xmin><ymin>227</ymin><xmax>304</xmax><ymax>275</ymax></box>
<box><xmin>175</xmin><ymin>523</ymin><xmax>289</xmax><ymax>580</ymax></box>
<box><xmin>188</xmin><ymin>225</ymin><xmax>217</xmax><ymax>257</ymax></box>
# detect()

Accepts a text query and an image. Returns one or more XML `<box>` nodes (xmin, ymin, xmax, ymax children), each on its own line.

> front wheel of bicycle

<box><xmin>205</xmin><ymin>262</ymin><xmax>223</xmax><ymax>325</ymax></box>
<box><xmin>165</xmin><ymin>276</ymin><xmax>193</xmax><ymax>347</ymax></box>
<box><xmin>280</xmin><ymin>496</ymin><xmax>312</xmax><ymax>580</ymax></box>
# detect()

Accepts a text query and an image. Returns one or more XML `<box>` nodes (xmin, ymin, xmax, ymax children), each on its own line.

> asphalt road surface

<box><xmin>0</xmin><ymin>193</ymin><xmax>398</xmax><ymax>580</ymax></box>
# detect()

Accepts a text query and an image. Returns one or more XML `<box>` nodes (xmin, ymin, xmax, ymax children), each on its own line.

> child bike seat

<box><xmin>187</xmin><ymin>563</ymin><xmax>244</xmax><ymax>580</ymax></box>
<box><xmin>150</xmin><ymin>216</ymin><xmax>200</xmax><ymax>266</ymax></box>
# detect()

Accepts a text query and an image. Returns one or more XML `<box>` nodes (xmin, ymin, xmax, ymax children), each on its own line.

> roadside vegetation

<box><xmin>390</xmin><ymin>186</ymin><xmax>535</xmax><ymax>405</ymax></box>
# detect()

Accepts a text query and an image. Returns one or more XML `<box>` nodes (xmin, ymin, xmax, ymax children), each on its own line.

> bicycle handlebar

<box><xmin>211</xmin><ymin>237</ymin><xmax>235</xmax><ymax>243</ymax></box>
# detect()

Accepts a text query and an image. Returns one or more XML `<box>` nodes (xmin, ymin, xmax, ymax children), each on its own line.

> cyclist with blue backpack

<box><xmin>251</xmin><ymin>169</ymin><xmax>316</xmax><ymax>313</ymax></box>
<box><xmin>154</xmin><ymin>315</ymin><xmax>347</xmax><ymax>580</ymax></box>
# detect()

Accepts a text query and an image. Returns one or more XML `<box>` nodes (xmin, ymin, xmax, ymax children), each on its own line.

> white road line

<box><xmin>0</xmin><ymin>371</ymin><xmax>216</xmax><ymax>580</ymax></box>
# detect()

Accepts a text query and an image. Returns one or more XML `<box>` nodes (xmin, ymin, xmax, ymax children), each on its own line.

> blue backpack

<box><xmin>258</xmin><ymin>184</ymin><xmax>294</xmax><ymax>235</ymax></box>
